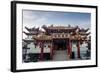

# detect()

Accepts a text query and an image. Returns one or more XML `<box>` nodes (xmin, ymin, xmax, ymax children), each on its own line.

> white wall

<box><xmin>43</xmin><ymin>43</ymin><xmax>51</xmax><ymax>53</ymax></box>
<box><xmin>0</xmin><ymin>0</ymin><xmax>99</xmax><ymax>73</ymax></box>
<box><xmin>27</xmin><ymin>43</ymin><xmax>41</xmax><ymax>53</ymax></box>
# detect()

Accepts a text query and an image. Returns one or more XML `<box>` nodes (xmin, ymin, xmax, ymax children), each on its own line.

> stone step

<box><xmin>53</xmin><ymin>50</ymin><xmax>69</xmax><ymax>61</ymax></box>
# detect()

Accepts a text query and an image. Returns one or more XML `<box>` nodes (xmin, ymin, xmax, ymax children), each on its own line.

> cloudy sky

<box><xmin>22</xmin><ymin>10</ymin><xmax>91</xmax><ymax>38</ymax></box>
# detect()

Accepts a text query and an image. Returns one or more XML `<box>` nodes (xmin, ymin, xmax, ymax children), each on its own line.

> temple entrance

<box><xmin>53</xmin><ymin>39</ymin><xmax>69</xmax><ymax>61</ymax></box>
<box><xmin>53</xmin><ymin>39</ymin><xmax>67</xmax><ymax>50</ymax></box>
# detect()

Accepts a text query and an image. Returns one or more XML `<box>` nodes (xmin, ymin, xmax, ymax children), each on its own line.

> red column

<box><xmin>69</xmin><ymin>39</ymin><xmax>72</xmax><ymax>57</ymax></box>
<box><xmin>66</xmin><ymin>39</ymin><xmax>68</xmax><ymax>55</ymax></box>
<box><xmin>67</xmin><ymin>39</ymin><xmax>71</xmax><ymax>55</ymax></box>
<box><xmin>77</xmin><ymin>41</ymin><xmax>80</xmax><ymax>58</ymax></box>
<box><xmin>50</xmin><ymin>43</ymin><xmax>53</xmax><ymax>59</ymax></box>
<box><xmin>40</xmin><ymin>41</ymin><xmax>44</xmax><ymax>61</ymax></box>
<box><xmin>66</xmin><ymin>45</ymin><xmax>67</xmax><ymax>54</ymax></box>
<box><xmin>70</xmin><ymin>41</ymin><xmax>72</xmax><ymax>57</ymax></box>
<box><xmin>66</xmin><ymin>39</ymin><xmax>71</xmax><ymax>59</ymax></box>
<box><xmin>68</xmin><ymin>39</ymin><xmax>70</xmax><ymax>55</ymax></box>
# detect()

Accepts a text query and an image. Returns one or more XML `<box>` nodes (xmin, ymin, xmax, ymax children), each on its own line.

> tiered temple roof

<box><xmin>42</xmin><ymin>25</ymin><xmax>78</xmax><ymax>33</ymax></box>
<box><xmin>79</xmin><ymin>28</ymin><xmax>89</xmax><ymax>32</ymax></box>
<box><xmin>25</xmin><ymin>26</ymin><xmax>39</xmax><ymax>32</ymax></box>
<box><xmin>23</xmin><ymin>31</ymin><xmax>38</xmax><ymax>35</ymax></box>
<box><xmin>78</xmin><ymin>28</ymin><xmax>90</xmax><ymax>35</ymax></box>
<box><xmin>23</xmin><ymin>25</ymin><xmax>90</xmax><ymax>41</ymax></box>
<box><xmin>24</xmin><ymin>26</ymin><xmax>43</xmax><ymax>35</ymax></box>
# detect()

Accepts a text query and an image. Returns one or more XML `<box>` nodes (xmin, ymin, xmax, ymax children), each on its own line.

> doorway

<box><xmin>53</xmin><ymin>39</ymin><xmax>69</xmax><ymax>61</ymax></box>
<box><xmin>53</xmin><ymin>39</ymin><xmax>67</xmax><ymax>50</ymax></box>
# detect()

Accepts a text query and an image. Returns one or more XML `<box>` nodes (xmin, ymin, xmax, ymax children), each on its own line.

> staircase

<box><xmin>53</xmin><ymin>50</ymin><xmax>69</xmax><ymax>61</ymax></box>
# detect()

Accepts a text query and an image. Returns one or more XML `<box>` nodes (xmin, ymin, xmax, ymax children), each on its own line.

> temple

<box><xmin>22</xmin><ymin>25</ymin><xmax>91</xmax><ymax>62</ymax></box>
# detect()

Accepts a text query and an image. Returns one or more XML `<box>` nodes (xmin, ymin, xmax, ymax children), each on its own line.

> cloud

<box><xmin>23</xmin><ymin>10</ymin><xmax>91</xmax><ymax>29</ymax></box>
<box><xmin>23</xmin><ymin>11</ymin><xmax>48</xmax><ymax>28</ymax></box>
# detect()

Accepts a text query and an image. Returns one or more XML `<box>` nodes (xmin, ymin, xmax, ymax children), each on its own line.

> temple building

<box><xmin>22</xmin><ymin>25</ymin><xmax>91</xmax><ymax>62</ymax></box>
